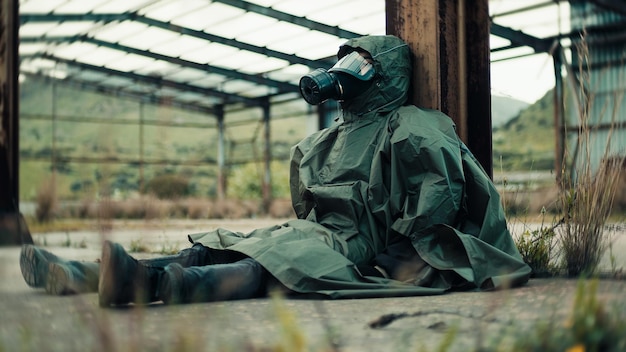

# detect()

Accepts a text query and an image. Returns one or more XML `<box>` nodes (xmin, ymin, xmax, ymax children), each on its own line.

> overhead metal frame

<box><xmin>20</xmin><ymin>35</ymin><xmax>301</xmax><ymax>94</ymax></box>
<box><xmin>18</xmin><ymin>8</ymin><xmax>344</xmax><ymax>117</ymax></box>
<box><xmin>18</xmin><ymin>0</ymin><xmax>584</xmax><ymax>120</ymax></box>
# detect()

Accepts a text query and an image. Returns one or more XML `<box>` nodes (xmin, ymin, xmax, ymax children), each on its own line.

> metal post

<box><xmin>0</xmin><ymin>0</ymin><xmax>32</xmax><ymax>245</ymax></box>
<box><xmin>464</xmin><ymin>0</ymin><xmax>493</xmax><ymax>177</ymax></box>
<box><xmin>261</xmin><ymin>99</ymin><xmax>272</xmax><ymax>213</ymax></box>
<box><xmin>386</xmin><ymin>0</ymin><xmax>493</xmax><ymax>177</ymax></box>
<box><xmin>216</xmin><ymin>105</ymin><xmax>226</xmax><ymax>200</ymax></box>
<box><xmin>139</xmin><ymin>101</ymin><xmax>145</xmax><ymax>193</ymax></box>
<box><xmin>52</xmin><ymin>81</ymin><xmax>57</xmax><ymax>174</ymax></box>
<box><xmin>553</xmin><ymin>45</ymin><xmax>565</xmax><ymax>184</ymax></box>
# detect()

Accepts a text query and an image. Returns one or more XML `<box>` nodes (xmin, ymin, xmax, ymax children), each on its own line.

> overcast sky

<box><xmin>491</xmin><ymin>53</ymin><xmax>556</xmax><ymax>104</ymax></box>
<box><xmin>489</xmin><ymin>0</ymin><xmax>570</xmax><ymax>103</ymax></box>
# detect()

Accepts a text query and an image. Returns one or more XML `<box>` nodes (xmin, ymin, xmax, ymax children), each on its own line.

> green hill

<box><xmin>493</xmin><ymin>90</ymin><xmax>555</xmax><ymax>171</ymax></box>
<box><xmin>491</xmin><ymin>95</ymin><xmax>530</xmax><ymax>128</ymax></box>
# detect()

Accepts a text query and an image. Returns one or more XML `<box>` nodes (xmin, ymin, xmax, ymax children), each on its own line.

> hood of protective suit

<box><xmin>338</xmin><ymin>35</ymin><xmax>411</xmax><ymax>117</ymax></box>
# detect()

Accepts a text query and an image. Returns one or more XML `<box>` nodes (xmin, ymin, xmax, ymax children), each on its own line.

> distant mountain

<box><xmin>491</xmin><ymin>95</ymin><xmax>530</xmax><ymax>128</ymax></box>
<box><xmin>492</xmin><ymin>90</ymin><xmax>554</xmax><ymax>170</ymax></box>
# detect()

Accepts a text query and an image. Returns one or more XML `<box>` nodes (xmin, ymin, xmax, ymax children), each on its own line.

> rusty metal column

<box><xmin>386</xmin><ymin>0</ymin><xmax>493</xmax><ymax>177</ymax></box>
<box><xmin>261</xmin><ymin>99</ymin><xmax>272</xmax><ymax>213</ymax></box>
<box><xmin>0</xmin><ymin>0</ymin><xmax>32</xmax><ymax>244</ymax></box>
<box><xmin>139</xmin><ymin>101</ymin><xmax>145</xmax><ymax>193</ymax></box>
<box><xmin>464</xmin><ymin>0</ymin><xmax>492</xmax><ymax>177</ymax></box>
<box><xmin>216</xmin><ymin>105</ymin><xmax>226</xmax><ymax>200</ymax></box>
<box><xmin>553</xmin><ymin>45</ymin><xmax>565</xmax><ymax>184</ymax></box>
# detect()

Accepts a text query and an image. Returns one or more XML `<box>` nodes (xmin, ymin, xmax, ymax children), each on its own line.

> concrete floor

<box><xmin>1</xmin><ymin>219</ymin><xmax>625</xmax><ymax>351</ymax></box>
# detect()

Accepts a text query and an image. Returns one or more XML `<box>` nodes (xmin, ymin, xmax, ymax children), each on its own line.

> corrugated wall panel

<box><xmin>567</xmin><ymin>0</ymin><xmax>626</xmax><ymax>175</ymax></box>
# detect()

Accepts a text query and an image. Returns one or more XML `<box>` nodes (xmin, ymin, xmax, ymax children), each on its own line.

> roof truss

<box><xmin>19</xmin><ymin>1</ymin><xmax>582</xmax><ymax>118</ymax></box>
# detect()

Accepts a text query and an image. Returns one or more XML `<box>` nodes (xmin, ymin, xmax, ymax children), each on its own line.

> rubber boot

<box><xmin>98</xmin><ymin>240</ymin><xmax>212</xmax><ymax>307</ymax></box>
<box><xmin>159</xmin><ymin>258</ymin><xmax>268</xmax><ymax>305</ymax></box>
<box><xmin>46</xmin><ymin>261</ymin><xmax>100</xmax><ymax>295</ymax></box>
<box><xmin>20</xmin><ymin>244</ymin><xmax>99</xmax><ymax>294</ymax></box>
<box><xmin>20</xmin><ymin>244</ymin><xmax>61</xmax><ymax>288</ymax></box>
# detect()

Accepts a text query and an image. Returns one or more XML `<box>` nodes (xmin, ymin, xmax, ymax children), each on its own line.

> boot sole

<box><xmin>46</xmin><ymin>262</ymin><xmax>74</xmax><ymax>295</ymax></box>
<box><xmin>20</xmin><ymin>245</ymin><xmax>48</xmax><ymax>288</ymax></box>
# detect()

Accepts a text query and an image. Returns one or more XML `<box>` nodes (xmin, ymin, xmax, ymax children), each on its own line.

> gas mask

<box><xmin>299</xmin><ymin>51</ymin><xmax>376</xmax><ymax>105</ymax></box>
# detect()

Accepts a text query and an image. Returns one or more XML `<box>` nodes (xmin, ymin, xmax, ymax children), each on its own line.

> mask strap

<box><xmin>372</xmin><ymin>43</ymin><xmax>409</xmax><ymax>58</ymax></box>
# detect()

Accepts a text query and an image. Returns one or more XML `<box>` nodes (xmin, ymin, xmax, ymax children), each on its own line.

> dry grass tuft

<box><xmin>557</xmin><ymin>38</ymin><xmax>625</xmax><ymax>276</ymax></box>
<box><xmin>559</xmin><ymin>157</ymin><xmax>623</xmax><ymax>276</ymax></box>
<box><xmin>35</xmin><ymin>176</ymin><xmax>58</xmax><ymax>223</ymax></box>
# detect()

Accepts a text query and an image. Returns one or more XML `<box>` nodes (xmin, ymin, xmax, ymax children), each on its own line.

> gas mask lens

<box><xmin>299</xmin><ymin>51</ymin><xmax>375</xmax><ymax>105</ymax></box>
<box><xmin>329</xmin><ymin>51</ymin><xmax>375</xmax><ymax>81</ymax></box>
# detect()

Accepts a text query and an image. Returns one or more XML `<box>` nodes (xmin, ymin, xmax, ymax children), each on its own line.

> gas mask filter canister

<box><xmin>299</xmin><ymin>51</ymin><xmax>375</xmax><ymax>105</ymax></box>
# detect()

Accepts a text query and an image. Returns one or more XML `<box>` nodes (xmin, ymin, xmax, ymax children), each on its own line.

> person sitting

<box><xmin>20</xmin><ymin>35</ymin><xmax>531</xmax><ymax>306</ymax></box>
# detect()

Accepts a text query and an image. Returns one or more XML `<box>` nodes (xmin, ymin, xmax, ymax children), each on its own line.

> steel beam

<box><xmin>213</xmin><ymin>0</ymin><xmax>362</xmax><ymax>39</ymax></box>
<box><xmin>21</xmin><ymin>35</ymin><xmax>300</xmax><ymax>94</ymax></box>
<box><xmin>26</xmin><ymin>53</ymin><xmax>260</xmax><ymax>107</ymax></box>
<box><xmin>491</xmin><ymin>23</ymin><xmax>553</xmax><ymax>53</ymax></box>
<box><xmin>21</xmin><ymin>72</ymin><xmax>217</xmax><ymax>115</ymax></box>
<box><xmin>20</xmin><ymin>13</ymin><xmax>335</xmax><ymax>68</ymax></box>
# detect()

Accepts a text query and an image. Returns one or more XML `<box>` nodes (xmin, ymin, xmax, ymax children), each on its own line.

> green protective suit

<box><xmin>189</xmin><ymin>35</ymin><xmax>531</xmax><ymax>298</ymax></box>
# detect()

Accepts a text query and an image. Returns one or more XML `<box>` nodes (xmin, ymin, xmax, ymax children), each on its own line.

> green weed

<box><xmin>129</xmin><ymin>238</ymin><xmax>150</xmax><ymax>253</ymax></box>
<box><xmin>62</xmin><ymin>233</ymin><xmax>71</xmax><ymax>247</ymax></box>
<box><xmin>514</xmin><ymin>208</ymin><xmax>560</xmax><ymax>276</ymax></box>
<box><xmin>156</xmin><ymin>237</ymin><xmax>180</xmax><ymax>255</ymax></box>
